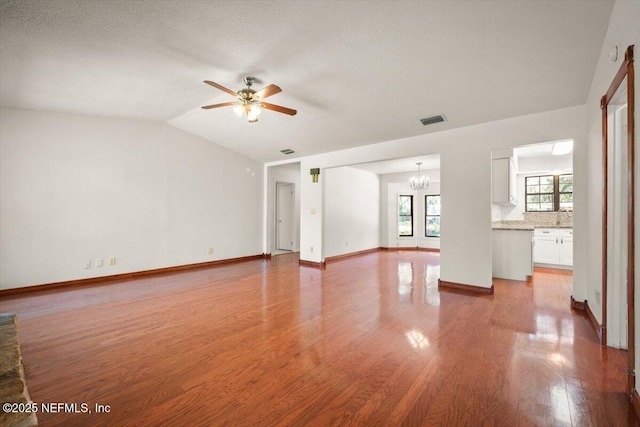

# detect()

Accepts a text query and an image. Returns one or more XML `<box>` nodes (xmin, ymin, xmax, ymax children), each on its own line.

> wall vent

<box><xmin>280</xmin><ymin>148</ymin><xmax>295</xmax><ymax>155</ymax></box>
<box><xmin>420</xmin><ymin>114</ymin><xmax>446</xmax><ymax>126</ymax></box>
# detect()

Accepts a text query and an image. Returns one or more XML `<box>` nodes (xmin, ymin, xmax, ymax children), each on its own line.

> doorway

<box><xmin>600</xmin><ymin>44</ymin><xmax>635</xmax><ymax>395</ymax></box>
<box><xmin>276</xmin><ymin>182</ymin><xmax>295</xmax><ymax>252</ymax></box>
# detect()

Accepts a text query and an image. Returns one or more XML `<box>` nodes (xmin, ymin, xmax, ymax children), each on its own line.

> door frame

<box><xmin>601</xmin><ymin>44</ymin><xmax>635</xmax><ymax>396</ymax></box>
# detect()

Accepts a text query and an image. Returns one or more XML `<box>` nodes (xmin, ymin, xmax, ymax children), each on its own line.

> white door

<box><xmin>276</xmin><ymin>183</ymin><xmax>294</xmax><ymax>251</ymax></box>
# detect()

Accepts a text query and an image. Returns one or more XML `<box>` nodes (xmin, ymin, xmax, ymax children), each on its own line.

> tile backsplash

<box><xmin>500</xmin><ymin>211</ymin><xmax>573</xmax><ymax>228</ymax></box>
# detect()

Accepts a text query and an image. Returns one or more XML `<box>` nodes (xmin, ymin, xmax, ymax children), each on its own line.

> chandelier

<box><xmin>409</xmin><ymin>162</ymin><xmax>429</xmax><ymax>190</ymax></box>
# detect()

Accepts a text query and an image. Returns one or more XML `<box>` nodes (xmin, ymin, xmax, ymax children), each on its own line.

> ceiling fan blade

<box><xmin>201</xmin><ymin>101</ymin><xmax>237</xmax><ymax>109</ymax></box>
<box><xmin>260</xmin><ymin>102</ymin><xmax>297</xmax><ymax>116</ymax></box>
<box><xmin>203</xmin><ymin>80</ymin><xmax>238</xmax><ymax>97</ymax></box>
<box><xmin>254</xmin><ymin>84</ymin><xmax>282</xmax><ymax>100</ymax></box>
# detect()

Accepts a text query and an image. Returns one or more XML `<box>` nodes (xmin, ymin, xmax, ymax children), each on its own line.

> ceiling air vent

<box><xmin>280</xmin><ymin>148</ymin><xmax>295</xmax><ymax>155</ymax></box>
<box><xmin>420</xmin><ymin>114</ymin><xmax>446</xmax><ymax>126</ymax></box>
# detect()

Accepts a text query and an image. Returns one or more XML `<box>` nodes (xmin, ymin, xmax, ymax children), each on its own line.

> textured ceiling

<box><xmin>0</xmin><ymin>0</ymin><xmax>613</xmax><ymax>162</ymax></box>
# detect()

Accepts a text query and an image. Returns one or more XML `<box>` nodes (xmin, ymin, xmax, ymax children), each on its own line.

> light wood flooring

<box><xmin>0</xmin><ymin>251</ymin><xmax>636</xmax><ymax>426</ymax></box>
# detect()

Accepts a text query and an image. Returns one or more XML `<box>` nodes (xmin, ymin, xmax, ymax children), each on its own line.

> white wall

<box><xmin>266</xmin><ymin>164</ymin><xmax>301</xmax><ymax>253</ymax></box>
<box><xmin>0</xmin><ymin>108</ymin><xmax>263</xmax><ymax>289</ymax></box>
<box><xmin>324</xmin><ymin>166</ymin><xmax>380</xmax><ymax>257</ymax></box>
<box><xmin>270</xmin><ymin>104</ymin><xmax>585</xmax><ymax>290</ymax></box>
<box><xmin>582</xmin><ymin>0</ymin><xmax>639</xmax><ymax>370</ymax></box>
<box><xmin>380</xmin><ymin>170</ymin><xmax>441</xmax><ymax>249</ymax></box>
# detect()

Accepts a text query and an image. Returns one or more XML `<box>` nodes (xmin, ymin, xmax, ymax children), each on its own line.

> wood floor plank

<box><xmin>0</xmin><ymin>251</ymin><xmax>637</xmax><ymax>426</ymax></box>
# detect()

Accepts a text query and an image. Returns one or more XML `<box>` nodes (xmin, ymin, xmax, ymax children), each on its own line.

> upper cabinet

<box><xmin>492</xmin><ymin>157</ymin><xmax>517</xmax><ymax>205</ymax></box>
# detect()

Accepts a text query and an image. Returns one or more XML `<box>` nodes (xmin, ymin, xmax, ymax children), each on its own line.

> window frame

<box><xmin>424</xmin><ymin>194</ymin><xmax>441</xmax><ymax>238</ymax></box>
<box><xmin>525</xmin><ymin>174</ymin><xmax>573</xmax><ymax>212</ymax></box>
<box><xmin>398</xmin><ymin>195</ymin><xmax>414</xmax><ymax>237</ymax></box>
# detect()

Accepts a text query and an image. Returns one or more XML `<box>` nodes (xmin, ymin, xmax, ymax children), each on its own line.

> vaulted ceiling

<box><xmin>0</xmin><ymin>0</ymin><xmax>614</xmax><ymax>162</ymax></box>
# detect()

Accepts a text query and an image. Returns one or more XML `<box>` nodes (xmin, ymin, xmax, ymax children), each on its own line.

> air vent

<box><xmin>280</xmin><ymin>148</ymin><xmax>295</xmax><ymax>155</ymax></box>
<box><xmin>420</xmin><ymin>114</ymin><xmax>446</xmax><ymax>126</ymax></box>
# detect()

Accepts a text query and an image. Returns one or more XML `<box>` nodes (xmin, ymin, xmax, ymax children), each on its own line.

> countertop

<box><xmin>492</xmin><ymin>225</ymin><xmax>534</xmax><ymax>231</ymax></box>
<box><xmin>492</xmin><ymin>224</ymin><xmax>573</xmax><ymax>231</ymax></box>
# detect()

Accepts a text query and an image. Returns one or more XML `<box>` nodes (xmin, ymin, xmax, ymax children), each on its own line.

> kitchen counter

<box><xmin>492</xmin><ymin>222</ymin><xmax>572</xmax><ymax>231</ymax></box>
<box><xmin>492</xmin><ymin>229</ymin><xmax>533</xmax><ymax>281</ymax></box>
<box><xmin>492</xmin><ymin>224</ymin><xmax>534</xmax><ymax>231</ymax></box>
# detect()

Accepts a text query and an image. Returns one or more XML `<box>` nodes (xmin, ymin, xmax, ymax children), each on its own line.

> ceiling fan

<box><xmin>201</xmin><ymin>77</ymin><xmax>297</xmax><ymax>123</ymax></box>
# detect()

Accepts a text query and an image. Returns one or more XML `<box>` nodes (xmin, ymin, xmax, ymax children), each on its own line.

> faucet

<box><xmin>556</xmin><ymin>208</ymin><xmax>573</xmax><ymax>225</ymax></box>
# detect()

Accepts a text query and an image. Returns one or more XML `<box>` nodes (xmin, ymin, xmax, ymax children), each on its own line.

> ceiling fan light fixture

<box><xmin>201</xmin><ymin>77</ymin><xmax>296</xmax><ymax>123</ymax></box>
<box><xmin>233</xmin><ymin>104</ymin><xmax>244</xmax><ymax>117</ymax></box>
<box><xmin>250</xmin><ymin>104</ymin><xmax>261</xmax><ymax>116</ymax></box>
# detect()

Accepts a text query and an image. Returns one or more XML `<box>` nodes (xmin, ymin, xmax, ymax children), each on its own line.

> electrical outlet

<box><xmin>207</xmin><ymin>248</ymin><xmax>214</xmax><ymax>255</ymax></box>
<box><xmin>108</xmin><ymin>257</ymin><xmax>116</xmax><ymax>266</ymax></box>
<box><xmin>345</xmin><ymin>241</ymin><xmax>348</xmax><ymax>246</ymax></box>
<box><xmin>310</xmin><ymin>208</ymin><xmax>316</xmax><ymax>215</ymax></box>
<box><xmin>95</xmin><ymin>258</ymin><xmax>104</xmax><ymax>268</ymax></box>
<box><xmin>84</xmin><ymin>260</ymin><xmax>92</xmax><ymax>269</ymax></box>
<box><xmin>310</xmin><ymin>246</ymin><xmax>314</xmax><ymax>253</ymax></box>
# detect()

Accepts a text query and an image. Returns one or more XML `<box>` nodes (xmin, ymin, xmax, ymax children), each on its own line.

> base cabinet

<box><xmin>558</xmin><ymin>236</ymin><xmax>573</xmax><ymax>266</ymax></box>
<box><xmin>492</xmin><ymin>229</ymin><xmax>533</xmax><ymax>281</ymax></box>
<box><xmin>533</xmin><ymin>229</ymin><xmax>573</xmax><ymax>268</ymax></box>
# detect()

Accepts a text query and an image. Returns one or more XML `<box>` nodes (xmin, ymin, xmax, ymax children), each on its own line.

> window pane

<box><xmin>559</xmin><ymin>201</ymin><xmax>573</xmax><ymax>210</ymax></box>
<box><xmin>399</xmin><ymin>218</ymin><xmax>412</xmax><ymax>236</ymax></box>
<box><xmin>560</xmin><ymin>193</ymin><xmax>573</xmax><ymax>203</ymax></box>
<box><xmin>540</xmin><ymin>203</ymin><xmax>553</xmax><ymax>211</ymax></box>
<box><xmin>540</xmin><ymin>176</ymin><xmax>553</xmax><ymax>185</ymax></box>
<box><xmin>527</xmin><ymin>195</ymin><xmax>539</xmax><ymax>203</ymax></box>
<box><xmin>527</xmin><ymin>204</ymin><xmax>539</xmax><ymax>211</ymax></box>
<box><xmin>426</xmin><ymin>195</ymin><xmax>440</xmax><ymax>215</ymax></box>
<box><xmin>526</xmin><ymin>177</ymin><xmax>540</xmax><ymax>185</ymax></box>
<box><xmin>399</xmin><ymin>196</ymin><xmax>412</xmax><ymax>216</ymax></box>
<box><xmin>560</xmin><ymin>184</ymin><xmax>573</xmax><ymax>193</ymax></box>
<box><xmin>426</xmin><ymin>217</ymin><xmax>440</xmax><ymax>237</ymax></box>
<box><xmin>527</xmin><ymin>185</ymin><xmax>539</xmax><ymax>193</ymax></box>
<box><xmin>541</xmin><ymin>184</ymin><xmax>554</xmax><ymax>193</ymax></box>
<box><xmin>540</xmin><ymin>194</ymin><xmax>553</xmax><ymax>203</ymax></box>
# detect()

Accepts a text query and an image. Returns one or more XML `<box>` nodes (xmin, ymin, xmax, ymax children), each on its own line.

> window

<box><xmin>525</xmin><ymin>174</ymin><xmax>573</xmax><ymax>212</ymax></box>
<box><xmin>425</xmin><ymin>195</ymin><xmax>441</xmax><ymax>237</ymax></box>
<box><xmin>525</xmin><ymin>175</ymin><xmax>554</xmax><ymax>211</ymax></box>
<box><xmin>558</xmin><ymin>174</ymin><xmax>573</xmax><ymax>210</ymax></box>
<box><xmin>398</xmin><ymin>195</ymin><xmax>413</xmax><ymax>236</ymax></box>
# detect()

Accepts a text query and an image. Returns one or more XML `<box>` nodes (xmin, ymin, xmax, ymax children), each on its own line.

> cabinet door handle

<box><xmin>561</xmin><ymin>238</ymin><xmax>564</xmax><ymax>244</ymax></box>
<box><xmin>556</xmin><ymin>238</ymin><xmax>558</xmax><ymax>244</ymax></box>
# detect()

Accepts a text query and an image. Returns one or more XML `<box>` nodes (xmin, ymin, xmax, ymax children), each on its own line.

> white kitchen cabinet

<box><xmin>534</xmin><ymin>234</ymin><xmax>559</xmax><ymax>264</ymax></box>
<box><xmin>492</xmin><ymin>158</ymin><xmax>517</xmax><ymax>205</ymax></box>
<box><xmin>559</xmin><ymin>235</ymin><xmax>573</xmax><ymax>266</ymax></box>
<box><xmin>492</xmin><ymin>229</ymin><xmax>533</xmax><ymax>281</ymax></box>
<box><xmin>533</xmin><ymin>229</ymin><xmax>573</xmax><ymax>268</ymax></box>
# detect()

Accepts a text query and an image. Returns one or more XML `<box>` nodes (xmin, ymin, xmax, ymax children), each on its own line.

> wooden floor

<box><xmin>0</xmin><ymin>251</ymin><xmax>636</xmax><ymax>426</ymax></box>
